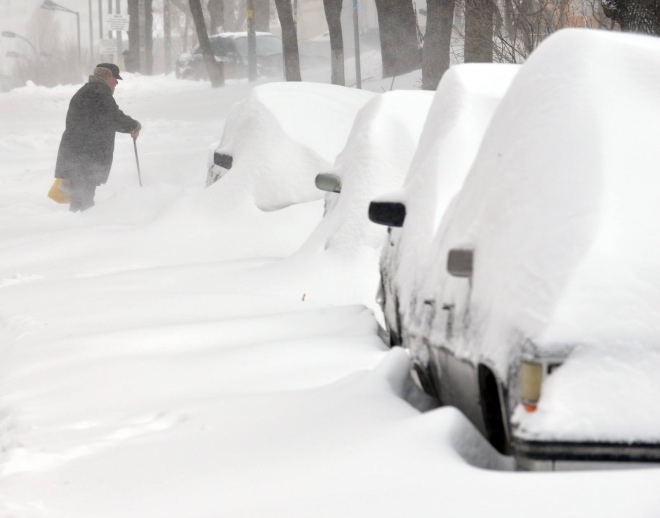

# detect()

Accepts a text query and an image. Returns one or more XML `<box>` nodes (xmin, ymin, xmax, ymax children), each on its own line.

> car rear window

<box><xmin>209</xmin><ymin>37</ymin><xmax>237</xmax><ymax>56</ymax></box>
<box><xmin>233</xmin><ymin>36</ymin><xmax>283</xmax><ymax>58</ymax></box>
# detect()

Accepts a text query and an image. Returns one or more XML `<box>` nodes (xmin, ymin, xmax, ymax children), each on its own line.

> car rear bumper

<box><xmin>513</xmin><ymin>438</ymin><xmax>660</xmax><ymax>470</ymax></box>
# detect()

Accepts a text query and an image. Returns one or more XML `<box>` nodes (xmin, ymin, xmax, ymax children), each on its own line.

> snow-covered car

<box><xmin>368</xmin><ymin>63</ymin><xmax>519</xmax><ymax>347</ymax></box>
<box><xmin>389</xmin><ymin>29</ymin><xmax>660</xmax><ymax>469</ymax></box>
<box><xmin>176</xmin><ymin>32</ymin><xmax>283</xmax><ymax>80</ymax></box>
<box><xmin>297</xmin><ymin>90</ymin><xmax>433</xmax><ymax>296</ymax></box>
<box><xmin>206</xmin><ymin>82</ymin><xmax>374</xmax><ymax>211</ymax></box>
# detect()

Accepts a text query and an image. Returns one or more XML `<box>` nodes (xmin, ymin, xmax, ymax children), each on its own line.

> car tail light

<box><xmin>521</xmin><ymin>361</ymin><xmax>543</xmax><ymax>412</ymax></box>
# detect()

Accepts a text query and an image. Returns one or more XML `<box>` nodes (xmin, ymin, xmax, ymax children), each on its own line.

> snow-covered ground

<box><xmin>0</xmin><ymin>66</ymin><xmax>659</xmax><ymax>517</ymax></box>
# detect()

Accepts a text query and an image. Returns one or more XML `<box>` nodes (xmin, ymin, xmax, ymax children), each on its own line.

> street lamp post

<box><xmin>40</xmin><ymin>0</ymin><xmax>81</xmax><ymax>70</ymax></box>
<box><xmin>1</xmin><ymin>31</ymin><xmax>39</xmax><ymax>60</ymax></box>
<box><xmin>6</xmin><ymin>50</ymin><xmax>29</xmax><ymax>61</ymax></box>
<box><xmin>2</xmin><ymin>31</ymin><xmax>40</xmax><ymax>83</ymax></box>
<box><xmin>5</xmin><ymin>50</ymin><xmax>36</xmax><ymax>84</ymax></box>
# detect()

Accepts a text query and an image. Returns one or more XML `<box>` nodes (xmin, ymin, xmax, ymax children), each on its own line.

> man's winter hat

<box><xmin>96</xmin><ymin>63</ymin><xmax>123</xmax><ymax>80</ymax></box>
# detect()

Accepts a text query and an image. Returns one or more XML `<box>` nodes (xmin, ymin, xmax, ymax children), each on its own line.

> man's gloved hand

<box><xmin>131</xmin><ymin>122</ymin><xmax>141</xmax><ymax>140</ymax></box>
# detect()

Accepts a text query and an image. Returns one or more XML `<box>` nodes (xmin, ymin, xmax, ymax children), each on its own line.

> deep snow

<box><xmin>0</xmin><ymin>56</ymin><xmax>659</xmax><ymax>516</ymax></box>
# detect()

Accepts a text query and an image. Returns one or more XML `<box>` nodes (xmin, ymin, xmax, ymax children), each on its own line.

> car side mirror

<box><xmin>315</xmin><ymin>173</ymin><xmax>342</xmax><ymax>193</ymax></box>
<box><xmin>368</xmin><ymin>201</ymin><xmax>406</xmax><ymax>227</ymax></box>
<box><xmin>213</xmin><ymin>152</ymin><xmax>233</xmax><ymax>169</ymax></box>
<box><xmin>447</xmin><ymin>248</ymin><xmax>474</xmax><ymax>278</ymax></box>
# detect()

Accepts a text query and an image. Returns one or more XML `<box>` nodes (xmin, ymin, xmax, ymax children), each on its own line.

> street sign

<box><xmin>100</xmin><ymin>38</ymin><xmax>118</xmax><ymax>54</ymax></box>
<box><xmin>105</xmin><ymin>14</ymin><xmax>130</xmax><ymax>32</ymax></box>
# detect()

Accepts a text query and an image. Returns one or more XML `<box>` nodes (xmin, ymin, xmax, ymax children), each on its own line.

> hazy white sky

<box><xmin>0</xmin><ymin>0</ymin><xmax>129</xmax><ymax>75</ymax></box>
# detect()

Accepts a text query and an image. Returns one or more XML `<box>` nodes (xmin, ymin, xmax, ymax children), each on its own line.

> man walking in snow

<box><xmin>54</xmin><ymin>63</ymin><xmax>141</xmax><ymax>212</ymax></box>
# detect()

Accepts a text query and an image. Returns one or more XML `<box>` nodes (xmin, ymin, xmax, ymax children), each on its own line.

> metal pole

<box><xmin>133</xmin><ymin>139</ymin><xmax>143</xmax><ymax>187</ymax></box>
<box><xmin>116</xmin><ymin>0</ymin><xmax>123</xmax><ymax>64</ymax></box>
<box><xmin>98</xmin><ymin>0</ymin><xmax>103</xmax><ymax>61</ymax></box>
<box><xmin>352</xmin><ymin>0</ymin><xmax>361</xmax><ymax>89</ymax></box>
<box><xmin>247</xmin><ymin>0</ymin><xmax>257</xmax><ymax>81</ymax></box>
<box><xmin>89</xmin><ymin>0</ymin><xmax>93</xmax><ymax>64</ymax></box>
<box><xmin>108</xmin><ymin>0</ymin><xmax>114</xmax><ymax>63</ymax></box>
<box><xmin>76</xmin><ymin>12</ymin><xmax>81</xmax><ymax>75</ymax></box>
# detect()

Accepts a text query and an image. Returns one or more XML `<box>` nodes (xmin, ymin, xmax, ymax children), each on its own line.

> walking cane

<box><xmin>133</xmin><ymin>138</ymin><xmax>143</xmax><ymax>187</ymax></box>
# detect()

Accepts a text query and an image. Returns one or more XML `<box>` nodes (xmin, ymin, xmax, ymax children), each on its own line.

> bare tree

<box><xmin>207</xmin><ymin>0</ymin><xmax>224</xmax><ymax>33</ymax></box>
<box><xmin>323</xmin><ymin>0</ymin><xmax>345</xmax><ymax>85</ymax></box>
<box><xmin>273</xmin><ymin>0</ymin><xmax>302</xmax><ymax>80</ymax></box>
<box><xmin>128</xmin><ymin>0</ymin><xmax>155</xmax><ymax>73</ymax></box>
<box><xmin>422</xmin><ymin>0</ymin><xmax>455</xmax><ymax>89</ymax></box>
<box><xmin>465</xmin><ymin>0</ymin><xmax>494</xmax><ymax>62</ymax></box>
<box><xmin>451</xmin><ymin>0</ymin><xmax>609</xmax><ymax>65</ymax></box>
<box><xmin>189</xmin><ymin>0</ymin><xmax>225</xmax><ymax>86</ymax></box>
<box><xmin>602</xmin><ymin>0</ymin><xmax>660</xmax><ymax>35</ymax></box>
<box><xmin>255</xmin><ymin>0</ymin><xmax>271</xmax><ymax>31</ymax></box>
<box><xmin>374</xmin><ymin>0</ymin><xmax>422</xmax><ymax>77</ymax></box>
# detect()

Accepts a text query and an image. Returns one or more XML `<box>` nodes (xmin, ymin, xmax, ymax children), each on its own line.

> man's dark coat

<box><xmin>55</xmin><ymin>80</ymin><xmax>139</xmax><ymax>186</ymax></box>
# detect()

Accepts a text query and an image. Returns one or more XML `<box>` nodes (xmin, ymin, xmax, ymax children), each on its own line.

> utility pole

<box><xmin>163</xmin><ymin>0</ymin><xmax>171</xmax><ymax>74</ymax></box>
<box><xmin>353</xmin><ymin>0</ymin><xmax>361</xmax><ymax>88</ymax></box>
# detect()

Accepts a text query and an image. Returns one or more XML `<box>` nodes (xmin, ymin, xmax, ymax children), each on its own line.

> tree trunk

<box><xmin>146</xmin><ymin>0</ymin><xmax>154</xmax><ymax>74</ymax></box>
<box><xmin>323</xmin><ymin>0</ymin><xmax>345</xmax><ymax>85</ymax></box>
<box><xmin>189</xmin><ymin>0</ymin><xmax>225</xmax><ymax>87</ymax></box>
<box><xmin>255</xmin><ymin>0</ymin><xmax>271</xmax><ymax>32</ymax></box>
<box><xmin>128</xmin><ymin>0</ymin><xmax>139</xmax><ymax>70</ymax></box>
<box><xmin>602</xmin><ymin>0</ymin><xmax>660</xmax><ymax>35</ymax></box>
<box><xmin>273</xmin><ymin>0</ymin><xmax>302</xmax><ymax>80</ymax></box>
<box><xmin>374</xmin><ymin>0</ymin><xmax>422</xmax><ymax>77</ymax></box>
<box><xmin>422</xmin><ymin>0</ymin><xmax>455</xmax><ymax>90</ymax></box>
<box><xmin>127</xmin><ymin>0</ymin><xmax>154</xmax><ymax>74</ymax></box>
<box><xmin>464</xmin><ymin>0</ymin><xmax>494</xmax><ymax>63</ymax></box>
<box><xmin>207</xmin><ymin>0</ymin><xmax>224</xmax><ymax>34</ymax></box>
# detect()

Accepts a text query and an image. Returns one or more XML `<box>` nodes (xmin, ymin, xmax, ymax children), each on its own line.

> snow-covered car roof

<box><xmin>272</xmin><ymin>90</ymin><xmax>433</xmax><ymax>307</ymax></box>
<box><xmin>214</xmin><ymin>31</ymin><xmax>278</xmax><ymax>39</ymax></box>
<box><xmin>436</xmin><ymin>29</ymin><xmax>660</xmax><ymax>355</ymax></box>
<box><xmin>298</xmin><ymin>90</ymin><xmax>434</xmax><ymax>256</ymax></box>
<box><xmin>212</xmin><ymin>82</ymin><xmax>374</xmax><ymax>211</ymax></box>
<box><xmin>379</xmin><ymin>63</ymin><xmax>519</xmax><ymax>319</ymax></box>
